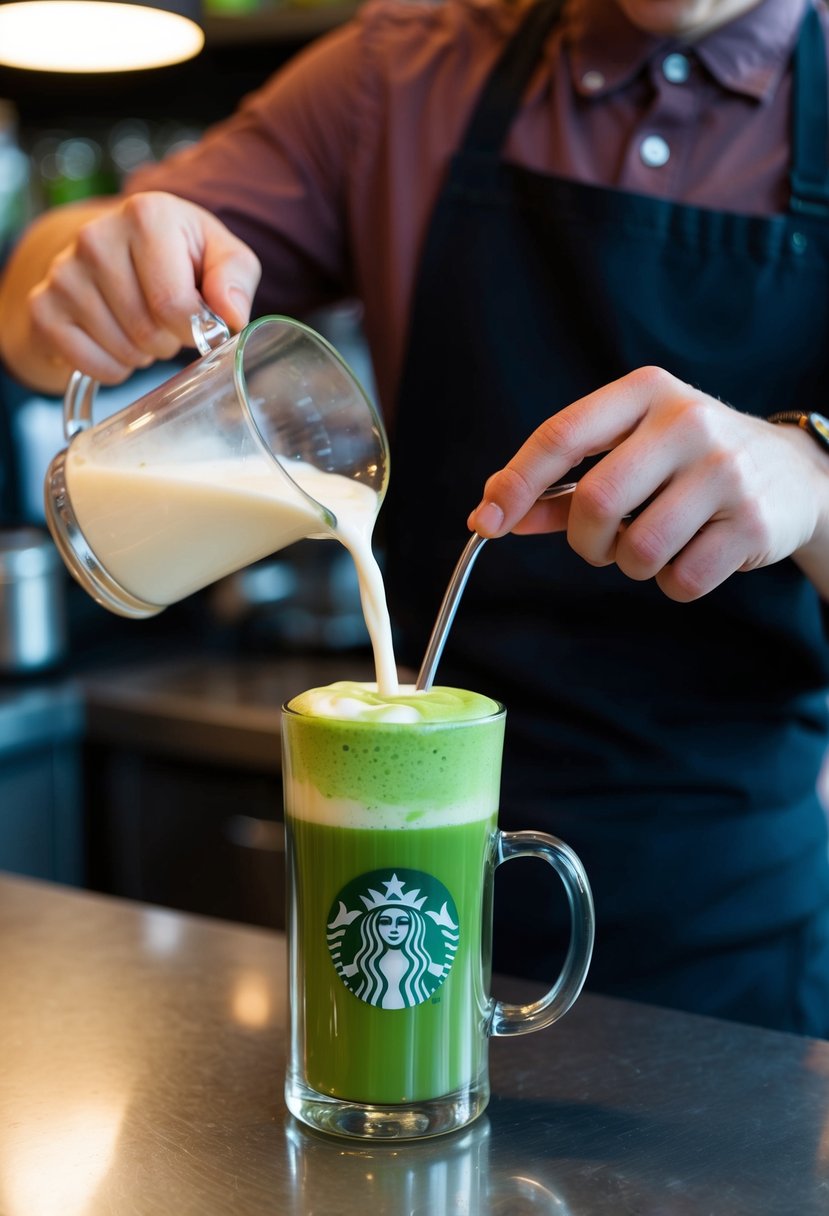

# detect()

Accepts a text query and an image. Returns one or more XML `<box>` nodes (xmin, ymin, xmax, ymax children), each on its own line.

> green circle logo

<box><xmin>326</xmin><ymin>868</ymin><xmax>459</xmax><ymax>1009</ymax></box>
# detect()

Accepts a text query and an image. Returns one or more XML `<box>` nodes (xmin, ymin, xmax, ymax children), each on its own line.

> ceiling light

<box><xmin>0</xmin><ymin>0</ymin><xmax>204</xmax><ymax>73</ymax></box>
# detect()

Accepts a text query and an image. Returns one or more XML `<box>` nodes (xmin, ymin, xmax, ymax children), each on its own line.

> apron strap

<box><xmin>460</xmin><ymin>0</ymin><xmax>566</xmax><ymax>157</ymax></box>
<box><xmin>791</xmin><ymin>4</ymin><xmax>829</xmax><ymax>216</ymax></box>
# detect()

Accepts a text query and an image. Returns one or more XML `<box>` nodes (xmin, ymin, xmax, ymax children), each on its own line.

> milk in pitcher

<box><xmin>65</xmin><ymin>450</ymin><xmax>399</xmax><ymax>694</ymax></box>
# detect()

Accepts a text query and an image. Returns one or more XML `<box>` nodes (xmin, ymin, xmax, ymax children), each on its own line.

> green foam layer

<box><xmin>283</xmin><ymin>683</ymin><xmax>505</xmax><ymax>812</ymax></box>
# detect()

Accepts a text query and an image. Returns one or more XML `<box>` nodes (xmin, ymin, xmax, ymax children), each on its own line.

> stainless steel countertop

<box><xmin>0</xmin><ymin>873</ymin><xmax>828</xmax><ymax>1215</ymax></box>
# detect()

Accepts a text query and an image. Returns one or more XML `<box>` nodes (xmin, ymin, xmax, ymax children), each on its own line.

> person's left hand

<box><xmin>467</xmin><ymin>366</ymin><xmax>829</xmax><ymax>602</ymax></box>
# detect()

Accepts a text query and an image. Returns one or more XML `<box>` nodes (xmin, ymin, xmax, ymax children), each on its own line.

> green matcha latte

<box><xmin>283</xmin><ymin>681</ymin><xmax>505</xmax><ymax>1106</ymax></box>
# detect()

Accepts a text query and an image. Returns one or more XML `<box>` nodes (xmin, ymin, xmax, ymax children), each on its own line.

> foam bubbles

<box><xmin>288</xmin><ymin>681</ymin><xmax>500</xmax><ymax>723</ymax></box>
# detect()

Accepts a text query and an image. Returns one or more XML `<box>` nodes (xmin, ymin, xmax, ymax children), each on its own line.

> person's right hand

<box><xmin>0</xmin><ymin>190</ymin><xmax>261</xmax><ymax>391</ymax></box>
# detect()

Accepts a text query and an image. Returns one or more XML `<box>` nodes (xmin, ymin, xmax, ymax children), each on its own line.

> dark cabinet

<box><xmin>0</xmin><ymin>684</ymin><xmax>85</xmax><ymax>884</ymax></box>
<box><xmin>82</xmin><ymin>654</ymin><xmax>373</xmax><ymax>930</ymax></box>
<box><xmin>85</xmin><ymin>743</ymin><xmax>285</xmax><ymax>928</ymax></box>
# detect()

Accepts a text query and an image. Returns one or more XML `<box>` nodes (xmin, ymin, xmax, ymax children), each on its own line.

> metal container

<box><xmin>0</xmin><ymin>528</ymin><xmax>66</xmax><ymax>673</ymax></box>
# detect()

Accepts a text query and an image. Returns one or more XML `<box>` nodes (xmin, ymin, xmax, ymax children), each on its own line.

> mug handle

<box><xmin>489</xmin><ymin>830</ymin><xmax>595</xmax><ymax>1037</ymax></box>
<box><xmin>61</xmin><ymin>303</ymin><xmax>231</xmax><ymax>441</ymax></box>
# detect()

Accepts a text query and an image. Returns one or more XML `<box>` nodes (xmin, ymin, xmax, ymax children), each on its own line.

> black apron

<box><xmin>384</xmin><ymin>0</ymin><xmax>829</xmax><ymax>1034</ymax></box>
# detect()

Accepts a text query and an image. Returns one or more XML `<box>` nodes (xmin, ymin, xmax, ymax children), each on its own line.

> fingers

<box><xmin>77</xmin><ymin>205</ymin><xmax>184</xmax><ymax>362</ymax></box>
<box><xmin>25</xmin><ymin>191</ymin><xmax>261</xmax><ymax>384</ymax></box>
<box><xmin>28</xmin><ymin>255</ymin><xmax>154</xmax><ymax>384</ymax></box>
<box><xmin>468</xmin><ymin>366</ymin><xmax>678</xmax><ymax>537</ymax></box>
<box><xmin>199</xmin><ymin>217</ymin><xmax>262</xmax><ymax>333</ymax></box>
<box><xmin>569</xmin><ymin>421</ymin><xmax>737</xmax><ymax>572</ymax></box>
<box><xmin>503</xmin><ymin>493</ymin><xmax>574</xmax><ymax>536</ymax></box>
<box><xmin>654</xmin><ymin>519</ymin><xmax>749</xmax><ymax>602</ymax></box>
<box><xmin>465</xmin><ymin>366</ymin><xmax>823</xmax><ymax>604</ymax></box>
<box><xmin>127</xmin><ymin>195</ymin><xmax>261</xmax><ymax>342</ymax></box>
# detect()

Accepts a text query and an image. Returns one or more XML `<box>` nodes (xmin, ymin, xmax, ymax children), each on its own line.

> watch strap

<box><xmin>767</xmin><ymin>410</ymin><xmax>829</xmax><ymax>454</ymax></box>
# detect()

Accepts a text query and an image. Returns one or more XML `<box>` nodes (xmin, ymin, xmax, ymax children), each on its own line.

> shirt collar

<box><xmin>560</xmin><ymin>0</ymin><xmax>810</xmax><ymax>103</ymax></box>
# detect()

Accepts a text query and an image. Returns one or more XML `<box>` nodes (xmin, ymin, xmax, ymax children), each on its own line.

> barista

<box><xmin>2</xmin><ymin>0</ymin><xmax>829</xmax><ymax>1035</ymax></box>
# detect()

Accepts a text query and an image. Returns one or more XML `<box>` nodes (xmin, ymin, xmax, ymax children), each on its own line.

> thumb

<box><xmin>199</xmin><ymin>225</ymin><xmax>262</xmax><ymax>334</ymax></box>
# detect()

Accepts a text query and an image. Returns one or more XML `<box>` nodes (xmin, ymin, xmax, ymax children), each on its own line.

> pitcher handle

<box><xmin>189</xmin><ymin>303</ymin><xmax>231</xmax><ymax>356</ymax></box>
<box><xmin>62</xmin><ymin>302</ymin><xmax>232</xmax><ymax>442</ymax></box>
<box><xmin>63</xmin><ymin>370</ymin><xmax>98</xmax><ymax>440</ymax></box>
<box><xmin>489</xmin><ymin>829</ymin><xmax>595</xmax><ymax>1037</ymax></box>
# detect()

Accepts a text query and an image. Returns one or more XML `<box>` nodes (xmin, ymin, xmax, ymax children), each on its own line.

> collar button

<box><xmin>581</xmin><ymin>69</ymin><xmax>605</xmax><ymax>91</ymax></box>
<box><xmin>640</xmin><ymin>134</ymin><xmax>671</xmax><ymax>168</ymax></box>
<box><xmin>663</xmin><ymin>52</ymin><xmax>691</xmax><ymax>84</ymax></box>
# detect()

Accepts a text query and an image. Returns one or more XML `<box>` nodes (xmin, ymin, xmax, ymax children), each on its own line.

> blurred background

<box><xmin>0</xmin><ymin>0</ymin><xmax>383</xmax><ymax>930</ymax></box>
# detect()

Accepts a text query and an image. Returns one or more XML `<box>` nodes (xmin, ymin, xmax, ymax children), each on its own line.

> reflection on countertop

<box><xmin>1</xmin><ymin>872</ymin><xmax>828</xmax><ymax>1216</ymax></box>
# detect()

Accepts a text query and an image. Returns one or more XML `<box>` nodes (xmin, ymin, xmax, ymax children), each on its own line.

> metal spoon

<box><xmin>415</xmin><ymin>481</ymin><xmax>578</xmax><ymax>691</ymax></box>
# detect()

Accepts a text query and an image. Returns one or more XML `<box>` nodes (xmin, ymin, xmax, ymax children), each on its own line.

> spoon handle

<box><xmin>415</xmin><ymin>532</ymin><xmax>488</xmax><ymax>691</ymax></box>
<box><xmin>415</xmin><ymin>482</ymin><xmax>578</xmax><ymax>691</ymax></box>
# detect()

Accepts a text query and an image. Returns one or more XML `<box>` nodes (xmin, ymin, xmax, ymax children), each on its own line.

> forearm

<box><xmin>0</xmin><ymin>198</ymin><xmax>118</xmax><ymax>394</ymax></box>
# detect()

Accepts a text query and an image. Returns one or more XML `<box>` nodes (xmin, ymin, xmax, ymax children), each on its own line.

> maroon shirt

<box><xmin>129</xmin><ymin>0</ymin><xmax>821</xmax><ymax>415</ymax></box>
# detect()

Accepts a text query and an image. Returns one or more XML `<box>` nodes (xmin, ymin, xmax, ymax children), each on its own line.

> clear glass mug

<box><xmin>282</xmin><ymin>697</ymin><xmax>595</xmax><ymax>1141</ymax></box>
<box><xmin>44</xmin><ymin>308</ymin><xmax>388</xmax><ymax>618</ymax></box>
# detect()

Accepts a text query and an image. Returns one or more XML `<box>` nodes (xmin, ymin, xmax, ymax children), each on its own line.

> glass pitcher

<box><xmin>44</xmin><ymin>309</ymin><xmax>388</xmax><ymax>618</ymax></box>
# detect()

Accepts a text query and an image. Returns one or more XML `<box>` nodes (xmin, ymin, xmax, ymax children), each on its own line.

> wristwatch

<box><xmin>767</xmin><ymin>410</ymin><xmax>829</xmax><ymax>455</ymax></box>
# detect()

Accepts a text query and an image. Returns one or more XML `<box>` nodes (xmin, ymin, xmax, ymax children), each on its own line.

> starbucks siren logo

<box><xmin>326</xmin><ymin>868</ymin><xmax>459</xmax><ymax>1009</ymax></box>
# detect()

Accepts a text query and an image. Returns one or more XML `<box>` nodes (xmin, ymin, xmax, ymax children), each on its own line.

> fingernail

<box><xmin>472</xmin><ymin>500</ymin><xmax>505</xmax><ymax>535</ymax></box>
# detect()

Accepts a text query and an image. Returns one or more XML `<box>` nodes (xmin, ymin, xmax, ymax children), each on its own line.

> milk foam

<box><xmin>286</xmin><ymin>782</ymin><xmax>497</xmax><ymax>830</ymax></box>
<box><xmin>287</xmin><ymin>681</ymin><xmax>500</xmax><ymax>723</ymax></box>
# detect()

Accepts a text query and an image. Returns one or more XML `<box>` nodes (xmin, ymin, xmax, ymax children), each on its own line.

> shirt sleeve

<box><xmin>125</xmin><ymin>20</ymin><xmax>367</xmax><ymax>317</ymax></box>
